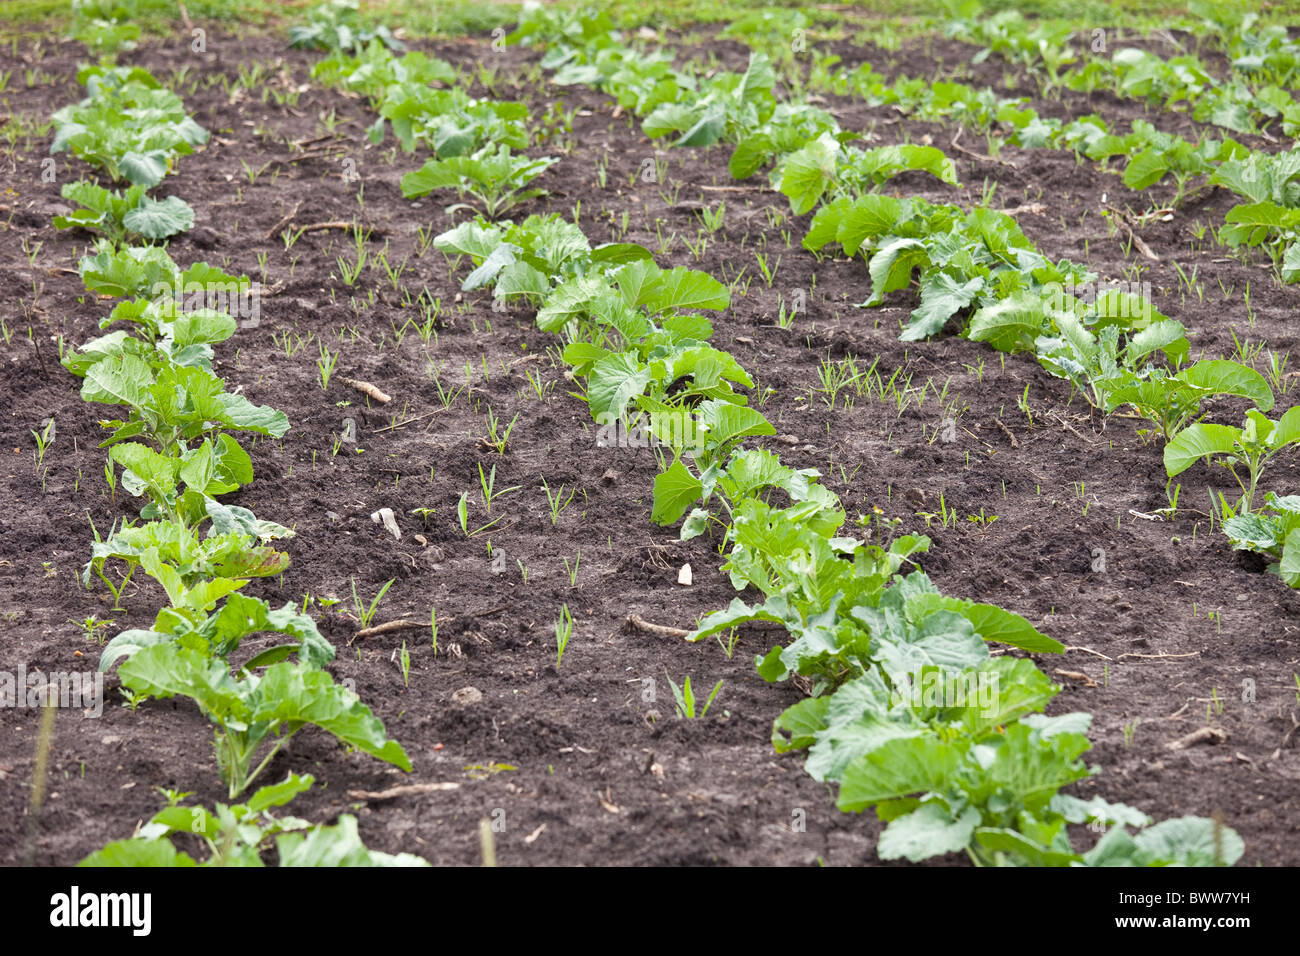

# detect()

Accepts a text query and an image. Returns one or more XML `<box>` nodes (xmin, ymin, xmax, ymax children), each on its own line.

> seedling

<box><xmin>665</xmin><ymin>672</ymin><xmax>723</xmax><ymax>719</ymax></box>
<box><xmin>350</xmin><ymin>577</ymin><xmax>395</xmax><ymax>629</ymax></box>
<box><xmin>317</xmin><ymin>343</ymin><xmax>339</xmax><ymax>390</ymax></box>
<box><xmin>554</xmin><ymin>604</ymin><xmax>573</xmax><ymax>668</ymax></box>
<box><xmin>562</xmin><ymin>551</ymin><xmax>580</xmax><ymax>588</ymax></box>
<box><xmin>541</xmin><ymin>478</ymin><xmax>576</xmax><ymax>525</ymax></box>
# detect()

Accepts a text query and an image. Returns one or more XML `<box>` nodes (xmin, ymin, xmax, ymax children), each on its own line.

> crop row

<box><xmin>49</xmin><ymin>4</ymin><xmax>424</xmax><ymax>867</ymax></box>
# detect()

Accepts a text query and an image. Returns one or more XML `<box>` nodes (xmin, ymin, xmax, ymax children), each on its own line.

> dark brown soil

<box><xmin>1</xmin><ymin>24</ymin><xmax>1297</xmax><ymax>867</ymax></box>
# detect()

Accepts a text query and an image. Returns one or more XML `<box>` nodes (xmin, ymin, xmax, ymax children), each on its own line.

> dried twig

<box><xmin>994</xmin><ymin>418</ymin><xmax>1019</xmax><ymax>448</ymax></box>
<box><xmin>295</xmin><ymin>221</ymin><xmax>384</xmax><ymax>236</ymax></box>
<box><xmin>1117</xmin><ymin>650</ymin><xmax>1200</xmax><ymax>662</ymax></box>
<box><xmin>1166</xmin><ymin>726</ymin><xmax>1226</xmax><ymax>750</ymax></box>
<box><xmin>950</xmin><ymin>127</ymin><xmax>1015</xmax><ymax>167</ymax></box>
<box><xmin>626</xmin><ymin>613</ymin><xmax>690</xmax><ymax>638</ymax></box>
<box><xmin>1054</xmin><ymin>668</ymin><xmax>1098</xmax><ymax>687</ymax></box>
<box><xmin>263</xmin><ymin>199</ymin><xmax>302</xmax><ymax>240</ymax></box>
<box><xmin>374</xmin><ymin>408</ymin><xmax>448</xmax><ymax>433</ymax></box>
<box><xmin>344</xmin><ymin>378</ymin><xmax>391</xmax><ymax>403</ymax></box>
<box><xmin>352</xmin><ymin>603</ymin><xmax>509</xmax><ymax>643</ymax></box>
<box><xmin>1064</xmin><ymin>645</ymin><xmax>1114</xmax><ymax>662</ymax></box>
<box><xmin>346</xmin><ymin>782</ymin><xmax>460</xmax><ymax>801</ymax></box>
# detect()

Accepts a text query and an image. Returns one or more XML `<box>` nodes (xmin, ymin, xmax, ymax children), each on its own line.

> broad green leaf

<box><xmin>1164</xmin><ymin>423</ymin><xmax>1241</xmax><ymax>476</ymax></box>
<box><xmin>651</xmin><ymin>459</ymin><xmax>703</xmax><ymax>526</ymax></box>
<box><xmin>878</xmin><ymin>804</ymin><xmax>980</xmax><ymax>862</ymax></box>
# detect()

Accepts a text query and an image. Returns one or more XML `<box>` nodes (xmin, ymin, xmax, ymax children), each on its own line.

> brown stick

<box><xmin>627</xmin><ymin>613</ymin><xmax>690</xmax><ymax>638</ymax></box>
<box><xmin>1064</xmin><ymin>645</ymin><xmax>1114</xmax><ymax>662</ymax></box>
<box><xmin>1054</xmin><ymin>668</ymin><xmax>1098</xmax><ymax>688</ymax></box>
<box><xmin>344</xmin><ymin>378</ymin><xmax>391</xmax><ymax>403</ymax></box>
<box><xmin>291</xmin><ymin>133</ymin><xmax>337</xmax><ymax>150</ymax></box>
<box><xmin>950</xmin><ymin>127</ymin><xmax>1015</xmax><ymax>167</ymax></box>
<box><xmin>295</xmin><ymin>221</ymin><xmax>381</xmax><ymax>236</ymax></box>
<box><xmin>1117</xmin><ymin>651</ymin><xmax>1200</xmax><ymax>661</ymax></box>
<box><xmin>994</xmin><ymin>418</ymin><xmax>1019</xmax><ymax>448</ymax></box>
<box><xmin>352</xmin><ymin>603</ymin><xmax>510</xmax><ymax>643</ymax></box>
<box><xmin>263</xmin><ymin>200</ymin><xmax>303</xmax><ymax>240</ymax></box>
<box><xmin>347</xmin><ymin>782</ymin><xmax>460</xmax><ymax>801</ymax></box>
<box><xmin>373</xmin><ymin>408</ymin><xmax>447</xmax><ymax>433</ymax></box>
<box><xmin>1166</xmin><ymin>726</ymin><xmax>1226</xmax><ymax>750</ymax></box>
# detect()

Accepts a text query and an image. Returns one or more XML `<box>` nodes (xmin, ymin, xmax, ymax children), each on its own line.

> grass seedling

<box><xmin>399</xmin><ymin>640</ymin><xmax>410</xmax><ymax>687</ymax></box>
<box><xmin>317</xmin><ymin>343</ymin><xmax>339</xmax><ymax>390</ymax></box>
<box><xmin>554</xmin><ymin>604</ymin><xmax>573</xmax><ymax>668</ymax></box>
<box><xmin>477</xmin><ymin>463</ymin><xmax>520</xmax><ymax>513</ymax></box>
<box><xmin>541</xmin><ymin>478</ymin><xmax>576</xmax><ymax>525</ymax></box>
<box><xmin>665</xmin><ymin>672</ymin><xmax>723</xmax><ymax>719</ymax></box>
<box><xmin>562</xmin><ymin>551</ymin><xmax>580</xmax><ymax>587</ymax></box>
<box><xmin>350</xmin><ymin>577</ymin><xmax>394</xmax><ymax>629</ymax></box>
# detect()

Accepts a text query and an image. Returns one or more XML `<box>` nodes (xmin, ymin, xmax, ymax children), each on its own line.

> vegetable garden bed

<box><xmin>1</xmin><ymin>2</ymin><xmax>1298</xmax><ymax>867</ymax></box>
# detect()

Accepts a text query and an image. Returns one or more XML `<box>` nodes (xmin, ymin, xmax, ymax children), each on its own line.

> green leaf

<box><xmin>774</xmin><ymin>131</ymin><xmax>839</xmax><ymax>215</ymax></box>
<box><xmin>651</xmin><ymin>459</ymin><xmax>704</xmax><ymax>526</ymax></box>
<box><xmin>878</xmin><ymin>803</ymin><xmax>980</xmax><ymax>862</ymax></box>
<box><xmin>587</xmin><ymin>352</ymin><xmax>653</xmax><ymax>421</ymax></box>
<box><xmin>1164</xmin><ymin>423</ymin><xmax>1241</xmax><ymax>476</ymax></box>
<box><xmin>122</xmin><ymin>195</ymin><xmax>195</xmax><ymax>239</ymax></box>
<box><xmin>1176</xmin><ymin>360</ymin><xmax>1273</xmax><ymax>412</ymax></box>
<box><xmin>900</xmin><ymin>273</ymin><xmax>983</xmax><ymax>341</ymax></box>
<box><xmin>837</xmin><ymin>735</ymin><xmax>966</xmax><ymax>812</ymax></box>
<box><xmin>864</xmin><ymin>238</ymin><xmax>927</xmax><ymax>306</ymax></box>
<box><xmin>966</xmin><ymin>292</ymin><xmax>1048</xmax><ymax>353</ymax></box>
<box><xmin>79</xmin><ymin>838</ymin><xmax>198</xmax><ymax>867</ymax></box>
<box><xmin>276</xmin><ymin>815</ymin><xmax>429</xmax><ymax>866</ymax></box>
<box><xmin>642</xmin><ymin>266</ymin><xmax>730</xmax><ymax>314</ymax></box>
<box><xmin>1131</xmin><ymin>816</ymin><xmax>1244</xmax><ymax>867</ymax></box>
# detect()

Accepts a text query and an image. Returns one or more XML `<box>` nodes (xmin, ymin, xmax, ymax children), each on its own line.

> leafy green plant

<box><xmin>55</xmin><ymin>180</ymin><xmax>194</xmax><ymax>242</ymax></box>
<box><xmin>774</xmin><ymin>134</ymin><xmax>960</xmax><ymax>215</ymax></box>
<box><xmin>1108</xmin><ymin>360</ymin><xmax>1274</xmax><ymax>441</ymax></box>
<box><xmin>289</xmin><ymin>0</ymin><xmax>404</xmax><ymax>54</ymax></box>
<box><xmin>1165</xmin><ymin>407</ymin><xmax>1300</xmax><ymax>512</ymax></box>
<box><xmin>554</xmin><ymin>604</ymin><xmax>573</xmax><ymax>668</ymax></box>
<box><xmin>115</xmin><ymin>633</ymin><xmax>410</xmax><ymax>798</ymax></box>
<box><xmin>51</xmin><ymin>64</ymin><xmax>209</xmax><ymax>188</ymax></box>
<box><xmin>80</xmin><ymin>773</ymin><xmax>428</xmax><ymax>866</ymax></box>
<box><xmin>1223</xmin><ymin>492</ymin><xmax>1300</xmax><ymax>586</ymax></box>
<box><xmin>401</xmin><ymin>145</ymin><xmax>558</xmax><ymax>218</ymax></box>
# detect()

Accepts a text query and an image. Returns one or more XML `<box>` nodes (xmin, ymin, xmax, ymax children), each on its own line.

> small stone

<box><xmin>101</xmin><ymin>735</ymin><xmax>121</xmax><ymax>746</ymax></box>
<box><xmin>601</xmin><ymin>468</ymin><xmax>618</xmax><ymax>484</ymax></box>
<box><xmin>451</xmin><ymin>686</ymin><xmax>483</xmax><ymax>706</ymax></box>
<box><xmin>677</xmin><ymin>563</ymin><xmax>692</xmax><ymax>586</ymax></box>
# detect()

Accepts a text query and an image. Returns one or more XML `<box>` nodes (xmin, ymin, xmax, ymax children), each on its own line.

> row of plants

<box><xmin>431</xmin><ymin>203</ymin><xmax>1244</xmax><ymax>864</ymax></box>
<box><xmin>47</xmin><ymin>23</ymin><xmax>422</xmax><ymax>866</ymax></box>
<box><xmin>54</xmin><ymin>2</ymin><xmax>207</xmax><ymax>243</ymax></box>
<box><xmin>300</xmin><ymin>4</ymin><xmax>559</xmax><ymax>219</ymax></box>
<box><xmin>508</xmin><ymin>5</ymin><xmax>1300</xmax><ymax>594</ymax></box>
<box><xmin>512</xmin><ymin>4</ymin><xmax>1300</xmax><ymax>284</ymax></box>
<box><xmin>942</xmin><ymin>1</ymin><xmax>1300</xmax><ymax>137</ymax></box>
